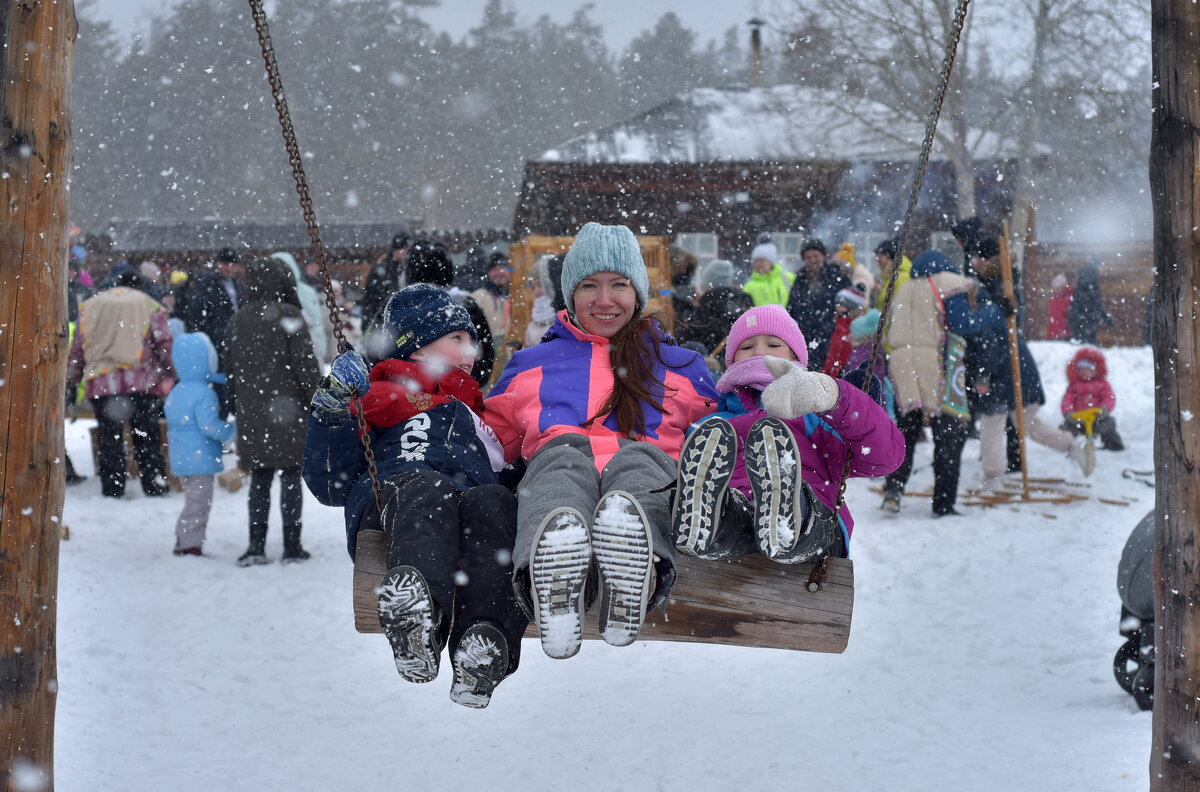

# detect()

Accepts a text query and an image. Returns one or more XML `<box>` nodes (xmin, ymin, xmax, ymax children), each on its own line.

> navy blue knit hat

<box><xmin>560</xmin><ymin>222</ymin><xmax>649</xmax><ymax>319</ymax></box>
<box><xmin>383</xmin><ymin>284</ymin><xmax>476</xmax><ymax>360</ymax></box>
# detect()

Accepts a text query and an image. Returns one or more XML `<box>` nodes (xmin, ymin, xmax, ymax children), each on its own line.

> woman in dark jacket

<box><xmin>224</xmin><ymin>258</ymin><xmax>322</xmax><ymax>565</ymax></box>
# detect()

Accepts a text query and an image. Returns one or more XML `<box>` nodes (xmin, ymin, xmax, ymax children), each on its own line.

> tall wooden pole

<box><xmin>1150</xmin><ymin>1</ymin><xmax>1200</xmax><ymax>789</ymax></box>
<box><xmin>0</xmin><ymin>2</ymin><xmax>77</xmax><ymax>790</ymax></box>
<box><xmin>997</xmin><ymin>222</ymin><xmax>1029</xmax><ymax>500</ymax></box>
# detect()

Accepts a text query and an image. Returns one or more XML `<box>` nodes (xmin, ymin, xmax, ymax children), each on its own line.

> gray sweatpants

<box><xmin>513</xmin><ymin>434</ymin><xmax>678</xmax><ymax>609</ymax></box>
<box><xmin>175</xmin><ymin>474</ymin><xmax>214</xmax><ymax>551</ymax></box>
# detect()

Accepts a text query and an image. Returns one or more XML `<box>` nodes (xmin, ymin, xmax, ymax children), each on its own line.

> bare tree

<box><xmin>771</xmin><ymin>0</ymin><xmax>1148</xmax><ymax>230</ymax></box>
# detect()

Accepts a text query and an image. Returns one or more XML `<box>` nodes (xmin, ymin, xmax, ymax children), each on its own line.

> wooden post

<box><xmin>0</xmin><ymin>2</ymin><xmax>77</xmax><ymax>790</ymax></box>
<box><xmin>997</xmin><ymin>223</ymin><xmax>1029</xmax><ymax>500</ymax></box>
<box><xmin>1150</xmin><ymin>1</ymin><xmax>1200</xmax><ymax>789</ymax></box>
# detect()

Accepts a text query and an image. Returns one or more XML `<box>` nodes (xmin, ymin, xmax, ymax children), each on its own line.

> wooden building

<box><xmin>514</xmin><ymin>85</ymin><xmax>1023</xmax><ymax>260</ymax></box>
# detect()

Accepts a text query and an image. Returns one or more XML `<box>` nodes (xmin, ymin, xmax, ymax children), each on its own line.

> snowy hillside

<box><xmin>57</xmin><ymin>341</ymin><xmax>1152</xmax><ymax>791</ymax></box>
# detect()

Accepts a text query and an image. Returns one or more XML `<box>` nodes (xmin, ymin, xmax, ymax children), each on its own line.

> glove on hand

<box><xmin>761</xmin><ymin>356</ymin><xmax>840</xmax><ymax>420</ymax></box>
<box><xmin>312</xmin><ymin>349</ymin><xmax>371</xmax><ymax>419</ymax></box>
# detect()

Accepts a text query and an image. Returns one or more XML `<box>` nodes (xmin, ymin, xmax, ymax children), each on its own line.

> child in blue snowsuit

<box><xmin>163</xmin><ymin>333</ymin><xmax>235</xmax><ymax>556</ymax></box>
<box><xmin>303</xmin><ymin>284</ymin><xmax>525</xmax><ymax>709</ymax></box>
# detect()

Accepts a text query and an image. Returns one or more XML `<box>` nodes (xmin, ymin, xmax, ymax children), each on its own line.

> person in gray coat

<box><xmin>224</xmin><ymin>258</ymin><xmax>322</xmax><ymax>565</ymax></box>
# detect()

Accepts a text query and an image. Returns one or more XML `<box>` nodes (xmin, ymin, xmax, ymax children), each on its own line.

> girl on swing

<box><xmin>303</xmin><ymin>284</ymin><xmax>525</xmax><ymax>709</ymax></box>
<box><xmin>670</xmin><ymin>304</ymin><xmax>905</xmax><ymax>563</ymax></box>
<box><xmin>483</xmin><ymin>222</ymin><xmax>718</xmax><ymax>660</ymax></box>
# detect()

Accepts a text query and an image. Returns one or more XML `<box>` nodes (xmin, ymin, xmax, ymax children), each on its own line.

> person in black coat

<box><xmin>184</xmin><ymin>247</ymin><xmax>245</xmax><ymax>414</ymax></box>
<box><xmin>397</xmin><ymin>239</ymin><xmax>496</xmax><ymax>387</ymax></box>
<box><xmin>184</xmin><ymin>247</ymin><xmax>245</xmax><ymax>351</ymax></box>
<box><xmin>1069</xmin><ymin>259</ymin><xmax>1115</xmax><ymax>344</ymax></box>
<box><xmin>676</xmin><ymin>258</ymin><xmax>753</xmax><ymax>354</ymax></box>
<box><xmin>785</xmin><ymin>239</ymin><xmax>850</xmax><ymax>370</ymax></box>
<box><xmin>360</xmin><ymin>232</ymin><xmax>411</xmax><ymax>332</ymax></box>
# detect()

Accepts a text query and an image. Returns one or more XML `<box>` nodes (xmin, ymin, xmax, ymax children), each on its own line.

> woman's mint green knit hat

<box><xmin>560</xmin><ymin>222</ymin><xmax>650</xmax><ymax>319</ymax></box>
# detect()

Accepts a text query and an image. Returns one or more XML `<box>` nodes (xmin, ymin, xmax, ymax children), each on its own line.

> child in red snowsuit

<box><xmin>1060</xmin><ymin>346</ymin><xmax>1124</xmax><ymax>451</ymax></box>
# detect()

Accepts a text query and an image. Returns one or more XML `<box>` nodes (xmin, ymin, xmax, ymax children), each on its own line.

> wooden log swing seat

<box><xmin>245</xmin><ymin>0</ymin><xmax>970</xmax><ymax>655</ymax></box>
<box><xmin>351</xmin><ymin>529</ymin><xmax>855</xmax><ymax>653</ymax></box>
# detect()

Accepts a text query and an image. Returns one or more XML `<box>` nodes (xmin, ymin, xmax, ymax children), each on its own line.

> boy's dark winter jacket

<box><xmin>303</xmin><ymin>388</ymin><xmax>498</xmax><ymax>559</ymax></box>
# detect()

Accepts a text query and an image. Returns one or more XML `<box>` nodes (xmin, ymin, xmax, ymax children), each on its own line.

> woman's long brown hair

<box><xmin>587</xmin><ymin>314</ymin><xmax>676</xmax><ymax>438</ymax></box>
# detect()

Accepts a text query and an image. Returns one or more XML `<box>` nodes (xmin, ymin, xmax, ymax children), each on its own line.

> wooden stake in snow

<box><xmin>0</xmin><ymin>2</ymin><xmax>77</xmax><ymax>789</ymax></box>
<box><xmin>1150</xmin><ymin>1</ymin><xmax>1200</xmax><ymax>788</ymax></box>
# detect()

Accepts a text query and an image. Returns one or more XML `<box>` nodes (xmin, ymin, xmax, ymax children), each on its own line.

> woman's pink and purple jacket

<box><xmin>484</xmin><ymin>312</ymin><xmax>718</xmax><ymax>470</ymax></box>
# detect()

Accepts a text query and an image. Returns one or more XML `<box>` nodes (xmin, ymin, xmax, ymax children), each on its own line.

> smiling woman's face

<box><xmin>572</xmin><ymin>272</ymin><xmax>637</xmax><ymax>338</ymax></box>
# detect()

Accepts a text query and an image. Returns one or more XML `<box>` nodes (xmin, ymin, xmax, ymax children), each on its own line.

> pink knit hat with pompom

<box><xmin>724</xmin><ymin>304</ymin><xmax>809</xmax><ymax>367</ymax></box>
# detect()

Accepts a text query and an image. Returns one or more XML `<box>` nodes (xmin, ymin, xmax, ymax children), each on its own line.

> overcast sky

<box><xmin>93</xmin><ymin>0</ymin><xmax>767</xmax><ymax>51</ymax></box>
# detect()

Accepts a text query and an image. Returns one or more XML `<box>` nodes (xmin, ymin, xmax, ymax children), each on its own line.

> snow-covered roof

<box><xmin>535</xmin><ymin>85</ymin><xmax>1022</xmax><ymax>165</ymax></box>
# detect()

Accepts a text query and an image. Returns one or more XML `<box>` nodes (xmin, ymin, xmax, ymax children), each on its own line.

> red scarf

<box><xmin>354</xmin><ymin>359</ymin><xmax>483</xmax><ymax>430</ymax></box>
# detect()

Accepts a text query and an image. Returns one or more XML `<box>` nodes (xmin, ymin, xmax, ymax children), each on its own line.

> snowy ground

<box><xmin>57</xmin><ymin>341</ymin><xmax>1151</xmax><ymax>790</ymax></box>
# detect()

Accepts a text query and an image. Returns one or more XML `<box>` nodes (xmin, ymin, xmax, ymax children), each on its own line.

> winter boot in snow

<box><xmin>745</xmin><ymin>417</ymin><xmax>832</xmax><ymax>563</ymax></box>
<box><xmin>378</xmin><ymin>565</ymin><xmax>445</xmax><ymax>683</ymax></box>
<box><xmin>281</xmin><ymin>523</ymin><xmax>310</xmax><ymax>565</ymax></box>
<box><xmin>591</xmin><ymin>491</ymin><xmax>654</xmax><ymax>648</ymax></box>
<box><xmin>880</xmin><ymin>489</ymin><xmax>901</xmax><ymax>514</ymax></box>
<box><xmin>237</xmin><ymin>524</ymin><xmax>270</xmax><ymax>567</ymax></box>
<box><xmin>449</xmin><ymin>621</ymin><xmax>511</xmax><ymax>709</ymax></box>
<box><xmin>1068</xmin><ymin>435</ymin><xmax>1097</xmax><ymax>477</ymax></box>
<box><xmin>671</xmin><ymin>416</ymin><xmax>737</xmax><ymax>558</ymax></box>
<box><xmin>529</xmin><ymin>508</ymin><xmax>592</xmax><ymax>660</ymax></box>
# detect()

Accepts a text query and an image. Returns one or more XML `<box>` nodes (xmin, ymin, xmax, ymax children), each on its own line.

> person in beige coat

<box><xmin>881</xmin><ymin>251</ymin><xmax>975</xmax><ymax>516</ymax></box>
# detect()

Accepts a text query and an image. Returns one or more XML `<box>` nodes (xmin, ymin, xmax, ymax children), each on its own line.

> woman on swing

<box><xmin>483</xmin><ymin>222</ymin><xmax>718</xmax><ymax>660</ymax></box>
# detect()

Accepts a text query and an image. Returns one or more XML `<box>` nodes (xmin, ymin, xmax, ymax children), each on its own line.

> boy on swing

<box><xmin>303</xmin><ymin>284</ymin><xmax>525</xmax><ymax>709</ymax></box>
<box><xmin>671</xmin><ymin>305</ymin><xmax>905</xmax><ymax>562</ymax></box>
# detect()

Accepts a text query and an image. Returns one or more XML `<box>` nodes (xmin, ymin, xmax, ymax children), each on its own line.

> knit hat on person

<box><xmin>138</xmin><ymin>261</ymin><xmax>161</xmax><ymax>281</ymax></box>
<box><xmin>560</xmin><ymin>222</ymin><xmax>649</xmax><ymax>318</ymax></box>
<box><xmin>874</xmin><ymin>238</ymin><xmax>899</xmax><ymax>260</ymax></box>
<box><xmin>801</xmin><ymin>238</ymin><xmax>827</xmax><ymax>257</ymax></box>
<box><xmin>1051</xmin><ymin>273</ymin><xmax>1069</xmax><ymax>291</ymax></box>
<box><xmin>215</xmin><ymin>247</ymin><xmax>240</xmax><ymax>264</ymax></box>
<box><xmin>698</xmin><ymin>258</ymin><xmax>735</xmax><ymax>291</ymax></box>
<box><xmin>405</xmin><ymin>240</ymin><xmax>455</xmax><ymax>288</ymax></box>
<box><xmin>383</xmin><ymin>284</ymin><xmax>477</xmax><ymax>360</ymax></box>
<box><xmin>836</xmin><ymin>287</ymin><xmax>868</xmax><ymax>311</ymax></box>
<box><xmin>391</xmin><ymin>232</ymin><xmax>411</xmax><ymax>251</ymax></box>
<box><xmin>750</xmin><ymin>242</ymin><xmax>779</xmax><ymax>263</ymax></box>
<box><xmin>724</xmin><ymin>304</ymin><xmax>809</xmax><ymax>367</ymax></box>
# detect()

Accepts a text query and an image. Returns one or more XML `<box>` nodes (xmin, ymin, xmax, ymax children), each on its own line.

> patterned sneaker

<box><xmin>591</xmin><ymin>491</ymin><xmax>654</xmax><ymax>648</ymax></box>
<box><xmin>745</xmin><ymin>417</ymin><xmax>830</xmax><ymax>564</ymax></box>
<box><xmin>377</xmin><ymin>566</ymin><xmax>444</xmax><ymax>683</ymax></box>
<box><xmin>672</xmin><ymin>416</ymin><xmax>737</xmax><ymax>558</ymax></box>
<box><xmin>529</xmin><ymin>509</ymin><xmax>592</xmax><ymax>660</ymax></box>
<box><xmin>449</xmin><ymin>622</ymin><xmax>510</xmax><ymax>709</ymax></box>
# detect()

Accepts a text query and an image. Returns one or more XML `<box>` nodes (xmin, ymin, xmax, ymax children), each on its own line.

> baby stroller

<box><xmin>1114</xmin><ymin>510</ymin><xmax>1154</xmax><ymax>711</ymax></box>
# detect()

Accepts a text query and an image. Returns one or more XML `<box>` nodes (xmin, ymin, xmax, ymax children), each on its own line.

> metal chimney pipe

<box><xmin>749</xmin><ymin>18</ymin><xmax>765</xmax><ymax>88</ymax></box>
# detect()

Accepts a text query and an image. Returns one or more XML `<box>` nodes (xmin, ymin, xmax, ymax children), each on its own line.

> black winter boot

<box><xmin>282</xmin><ymin>523</ymin><xmax>310</xmax><ymax>565</ymax></box>
<box><xmin>237</xmin><ymin>524</ymin><xmax>270</xmax><ymax>567</ymax></box>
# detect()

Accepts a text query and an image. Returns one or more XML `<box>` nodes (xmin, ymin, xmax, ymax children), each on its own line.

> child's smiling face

<box><xmin>732</xmin><ymin>334</ymin><xmax>797</xmax><ymax>364</ymax></box>
<box><xmin>410</xmin><ymin>330</ymin><xmax>477</xmax><ymax>375</ymax></box>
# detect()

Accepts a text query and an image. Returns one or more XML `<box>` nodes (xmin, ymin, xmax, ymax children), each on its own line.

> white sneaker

<box><xmin>1068</xmin><ymin>436</ymin><xmax>1097</xmax><ymax>477</ymax></box>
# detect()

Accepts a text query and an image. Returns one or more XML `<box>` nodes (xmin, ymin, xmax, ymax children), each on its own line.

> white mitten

<box><xmin>761</xmin><ymin>356</ymin><xmax>840</xmax><ymax>419</ymax></box>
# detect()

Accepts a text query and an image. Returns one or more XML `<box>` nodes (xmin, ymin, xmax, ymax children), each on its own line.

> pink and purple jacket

<box><xmin>717</xmin><ymin>379</ymin><xmax>905</xmax><ymax>539</ymax></box>
<box><xmin>484</xmin><ymin>311</ymin><xmax>718</xmax><ymax>471</ymax></box>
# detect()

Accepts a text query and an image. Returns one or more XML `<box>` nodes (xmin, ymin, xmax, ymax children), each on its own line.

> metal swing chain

<box><xmin>812</xmin><ymin>0</ymin><xmax>971</xmax><ymax>592</ymax></box>
<box><xmin>246</xmin><ymin>0</ymin><xmax>384</xmax><ymax>512</ymax></box>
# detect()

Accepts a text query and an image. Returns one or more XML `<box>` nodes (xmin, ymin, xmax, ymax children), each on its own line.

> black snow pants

<box><xmin>884</xmin><ymin>409</ymin><xmax>969</xmax><ymax>516</ymax></box>
<box><xmin>366</xmin><ymin>470</ymin><xmax>527</xmax><ymax>673</ymax></box>
<box><xmin>92</xmin><ymin>393</ymin><xmax>167</xmax><ymax>498</ymax></box>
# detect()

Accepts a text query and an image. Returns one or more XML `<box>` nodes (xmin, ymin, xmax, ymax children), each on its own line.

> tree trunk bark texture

<box><xmin>0</xmin><ymin>3</ymin><xmax>76</xmax><ymax>790</ymax></box>
<box><xmin>1150</xmin><ymin>1</ymin><xmax>1200</xmax><ymax>789</ymax></box>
